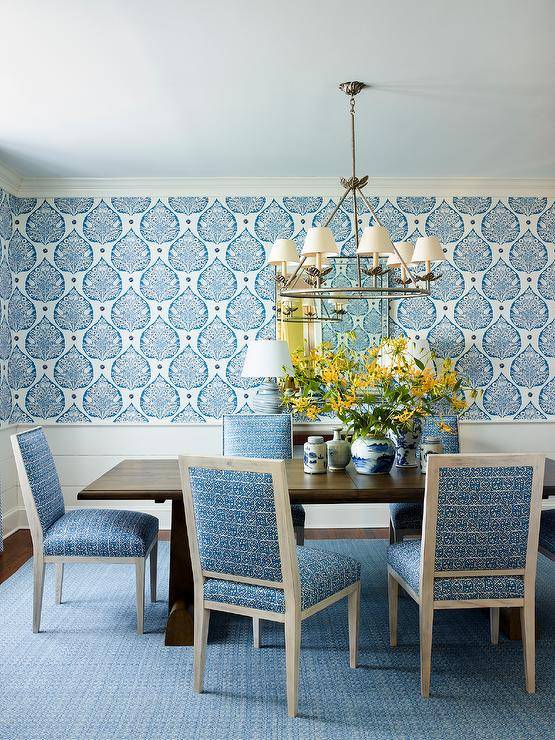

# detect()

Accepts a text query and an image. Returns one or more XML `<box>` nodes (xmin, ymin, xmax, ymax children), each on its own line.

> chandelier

<box><xmin>270</xmin><ymin>81</ymin><xmax>444</xmax><ymax>315</ymax></box>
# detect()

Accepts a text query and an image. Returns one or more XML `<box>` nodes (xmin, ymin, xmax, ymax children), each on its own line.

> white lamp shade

<box><xmin>268</xmin><ymin>239</ymin><xmax>299</xmax><ymax>265</ymax></box>
<box><xmin>241</xmin><ymin>340</ymin><xmax>293</xmax><ymax>378</ymax></box>
<box><xmin>357</xmin><ymin>225</ymin><xmax>394</xmax><ymax>255</ymax></box>
<box><xmin>301</xmin><ymin>227</ymin><xmax>339</xmax><ymax>256</ymax></box>
<box><xmin>387</xmin><ymin>241</ymin><xmax>414</xmax><ymax>266</ymax></box>
<box><xmin>412</xmin><ymin>236</ymin><xmax>444</xmax><ymax>263</ymax></box>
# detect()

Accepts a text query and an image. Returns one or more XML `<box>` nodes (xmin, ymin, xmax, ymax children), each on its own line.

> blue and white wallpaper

<box><xmin>0</xmin><ymin>190</ymin><xmax>553</xmax><ymax>424</ymax></box>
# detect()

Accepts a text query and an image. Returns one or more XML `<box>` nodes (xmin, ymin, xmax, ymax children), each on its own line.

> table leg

<box><xmin>500</xmin><ymin>606</ymin><xmax>522</xmax><ymax>641</ymax></box>
<box><xmin>165</xmin><ymin>498</ymin><xmax>195</xmax><ymax>646</ymax></box>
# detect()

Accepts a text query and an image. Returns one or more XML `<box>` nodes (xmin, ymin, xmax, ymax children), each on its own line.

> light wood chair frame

<box><xmin>388</xmin><ymin>453</ymin><xmax>545</xmax><ymax>698</ymax></box>
<box><xmin>221</xmin><ymin>414</ymin><xmax>305</xmax><ymax>545</ymax></box>
<box><xmin>11</xmin><ymin>430</ymin><xmax>158</xmax><ymax>635</ymax></box>
<box><xmin>179</xmin><ymin>454</ymin><xmax>360</xmax><ymax>717</ymax></box>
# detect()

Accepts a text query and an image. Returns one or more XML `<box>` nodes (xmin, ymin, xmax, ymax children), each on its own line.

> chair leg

<box><xmin>252</xmin><ymin>617</ymin><xmax>261</xmax><ymax>648</ymax></box>
<box><xmin>135</xmin><ymin>558</ymin><xmax>145</xmax><ymax>635</ymax></box>
<box><xmin>193</xmin><ymin>600</ymin><xmax>211</xmax><ymax>693</ymax></box>
<box><xmin>55</xmin><ymin>562</ymin><xmax>64</xmax><ymax>605</ymax></box>
<box><xmin>419</xmin><ymin>602</ymin><xmax>434</xmax><ymax>698</ymax></box>
<box><xmin>348</xmin><ymin>582</ymin><xmax>360</xmax><ymax>668</ymax></box>
<box><xmin>490</xmin><ymin>607</ymin><xmax>499</xmax><ymax>645</ymax></box>
<box><xmin>388</xmin><ymin>572</ymin><xmax>399</xmax><ymax>647</ymax></box>
<box><xmin>284</xmin><ymin>611</ymin><xmax>301</xmax><ymax>718</ymax></box>
<box><xmin>294</xmin><ymin>525</ymin><xmax>304</xmax><ymax>546</ymax></box>
<box><xmin>521</xmin><ymin>599</ymin><xmax>535</xmax><ymax>693</ymax></box>
<box><xmin>149</xmin><ymin>540</ymin><xmax>158</xmax><ymax>603</ymax></box>
<box><xmin>32</xmin><ymin>556</ymin><xmax>45</xmax><ymax>634</ymax></box>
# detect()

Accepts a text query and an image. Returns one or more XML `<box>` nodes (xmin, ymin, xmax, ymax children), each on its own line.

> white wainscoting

<box><xmin>0</xmin><ymin>427</ymin><xmax>21</xmax><ymax>538</ymax></box>
<box><xmin>1</xmin><ymin>422</ymin><xmax>554</xmax><ymax>539</ymax></box>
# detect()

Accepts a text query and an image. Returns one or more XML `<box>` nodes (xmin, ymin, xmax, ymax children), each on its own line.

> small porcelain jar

<box><xmin>304</xmin><ymin>435</ymin><xmax>327</xmax><ymax>474</ymax></box>
<box><xmin>326</xmin><ymin>428</ymin><xmax>351</xmax><ymax>471</ymax></box>
<box><xmin>420</xmin><ymin>436</ymin><xmax>443</xmax><ymax>474</ymax></box>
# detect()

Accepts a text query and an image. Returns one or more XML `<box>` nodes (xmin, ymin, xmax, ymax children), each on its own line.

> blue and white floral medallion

<box><xmin>350</xmin><ymin>436</ymin><xmax>395</xmax><ymax>475</ymax></box>
<box><xmin>391</xmin><ymin>419</ymin><xmax>422</xmax><ymax>468</ymax></box>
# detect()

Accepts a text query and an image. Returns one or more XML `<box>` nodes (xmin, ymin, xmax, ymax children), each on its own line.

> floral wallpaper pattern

<box><xmin>0</xmin><ymin>189</ymin><xmax>553</xmax><ymax>424</ymax></box>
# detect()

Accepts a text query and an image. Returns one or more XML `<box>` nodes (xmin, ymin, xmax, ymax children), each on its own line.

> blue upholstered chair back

<box><xmin>422</xmin><ymin>415</ymin><xmax>459</xmax><ymax>454</ymax></box>
<box><xmin>432</xmin><ymin>463</ymin><xmax>534</xmax><ymax>572</ymax></box>
<box><xmin>188</xmin><ymin>466</ymin><xmax>283</xmax><ymax>582</ymax></box>
<box><xmin>17</xmin><ymin>428</ymin><xmax>65</xmax><ymax>533</ymax></box>
<box><xmin>222</xmin><ymin>414</ymin><xmax>293</xmax><ymax>459</ymax></box>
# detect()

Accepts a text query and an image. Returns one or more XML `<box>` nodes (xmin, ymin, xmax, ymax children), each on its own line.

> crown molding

<box><xmin>0</xmin><ymin>161</ymin><xmax>22</xmax><ymax>195</ymax></box>
<box><xmin>11</xmin><ymin>175</ymin><xmax>555</xmax><ymax>198</ymax></box>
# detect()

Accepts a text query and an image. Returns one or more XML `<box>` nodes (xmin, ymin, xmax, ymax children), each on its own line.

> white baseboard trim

<box><xmin>2</xmin><ymin>506</ymin><xmax>25</xmax><ymax>539</ymax></box>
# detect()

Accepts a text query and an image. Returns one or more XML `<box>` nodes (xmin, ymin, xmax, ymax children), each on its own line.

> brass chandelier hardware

<box><xmin>270</xmin><ymin>82</ymin><xmax>445</xmax><ymax>308</ymax></box>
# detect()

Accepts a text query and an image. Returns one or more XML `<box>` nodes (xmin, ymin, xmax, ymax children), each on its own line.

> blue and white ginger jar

<box><xmin>350</xmin><ymin>436</ymin><xmax>395</xmax><ymax>475</ymax></box>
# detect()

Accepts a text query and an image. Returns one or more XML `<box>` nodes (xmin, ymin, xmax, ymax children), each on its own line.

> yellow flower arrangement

<box><xmin>282</xmin><ymin>336</ymin><xmax>475</xmax><ymax>439</ymax></box>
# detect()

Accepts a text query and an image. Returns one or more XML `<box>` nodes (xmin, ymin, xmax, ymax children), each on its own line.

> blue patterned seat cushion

<box><xmin>389</xmin><ymin>502</ymin><xmax>424</xmax><ymax>531</ymax></box>
<box><xmin>203</xmin><ymin>546</ymin><xmax>360</xmax><ymax>612</ymax></box>
<box><xmin>43</xmin><ymin>509</ymin><xmax>158</xmax><ymax>558</ymax></box>
<box><xmin>18</xmin><ymin>428</ymin><xmax>65</xmax><ymax>532</ymax></box>
<box><xmin>540</xmin><ymin>509</ymin><xmax>555</xmax><ymax>555</ymax></box>
<box><xmin>387</xmin><ymin>540</ymin><xmax>524</xmax><ymax>601</ymax></box>
<box><xmin>222</xmin><ymin>413</ymin><xmax>305</xmax><ymax>529</ymax></box>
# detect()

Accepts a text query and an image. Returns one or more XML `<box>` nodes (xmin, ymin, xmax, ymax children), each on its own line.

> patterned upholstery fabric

<box><xmin>389</xmin><ymin>416</ymin><xmax>459</xmax><ymax>533</ymax></box>
<box><xmin>388</xmin><ymin>541</ymin><xmax>525</xmax><ymax>601</ymax></box>
<box><xmin>43</xmin><ymin>509</ymin><xmax>158</xmax><ymax>557</ymax></box>
<box><xmin>204</xmin><ymin>546</ymin><xmax>361</xmax><ymax>612</ymax></box>
<box><xmin>189</xmin><ymin>467</ymin><xmax>283</xmax><ymax>582</ymax></box>
<box><xmin>222</xmin><ymin>413</ymin><xmax>305</xmax><ymax>529</ymax></box>
<box><xmin>17</xmin><ymin>428</ymin><xmax>65</xmax><ymax>532</ymax></box>
<box><xmin>222</xmin><ymin>414</ymin><xmax>293</xmax><ymax>458</ymax></box>
<box><xmin>390</xmin><ymin>502</ymin><xmax>424</xmax><ymax>531</ymax></box>
<box><xmin>539</xmin><ymin>509</ymin><xmax>555</xmax><ymax>556</ymax></box>
<box><xmin>422</xmin><ymin>415</ymin><xmax>460</xmax><ymax>454</ymax></box>
<box><xmin>435</xmin><ymin>465</ymin><xmax>533</xmax><ymax>571</ymax></box>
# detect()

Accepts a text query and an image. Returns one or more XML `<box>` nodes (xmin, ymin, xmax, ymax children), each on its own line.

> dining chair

<box><xmin>389</xmin><ymin>415</ymin><xmax>460</xmax><ymax>544</ymax></box>
<box><xmin>387</xmin><ymin>453</ymin><xmax>545</xmax><ymax>697</ymax></box>
<box><xmin>11</xmin><ymin>427</ymin><xmax>159</xmax><ymax>634</ymax></box>
<box><xmin>222</xmin><ymin>413</ymin><xmax>306</xmax><ymax>545</ymax></box>
<box><xmin>179</xmin><ymin>454</ymin><xmax>361</xmax><ymax>717</ymax></box>
<box><xmin>539</xmin><ymin>509</ymin><xmax>555</xmax><ymax>560</ymax></box>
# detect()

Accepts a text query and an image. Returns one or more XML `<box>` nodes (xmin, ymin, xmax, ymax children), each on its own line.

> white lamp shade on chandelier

<box><xmin>387</xmin><ymin>241</ymin><xmax>415</xmax><ymax>266</ymax></box>
<box><xmin>301</xmin><ymin>226</ymin><xmax>339</xmax><ymax>256</ymax></box>
<box><xmin>268</xmin><ymin>239</ymin><xmax>299</xmax><ymax>266</ymax></box>
<box><xmin>241</xmin><ymin>340</ymin><xmax>293</xmax><ymax>379</ymax></box>
<box><xmin>412</xmin><ymin>236</ymin><xmax>444</xmax><ymax>263</ymax></box>
<box><xmin>356</xmin><ymin>225</ymin><xmax>394</xmax><ymax>255</ymax></box>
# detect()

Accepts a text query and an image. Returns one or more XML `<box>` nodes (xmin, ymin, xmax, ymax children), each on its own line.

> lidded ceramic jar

<box><xmin>304</xmin><ymin>436</ymin><xmax>327</xmax><ymax>474</ymax></box>
<box><xmin>420</xmin><ymin>436</ymin><xmax>443</xmax><ymax>474</ymax></box>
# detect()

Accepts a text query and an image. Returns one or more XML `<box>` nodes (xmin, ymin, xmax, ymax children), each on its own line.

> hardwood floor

<box><xmin>0</xmin><ymin>529</ymin><xmax>33</xmax><ymax>585</ymax></box>
<box><xmin>0</xmin><ymin>527</ymin><xmax>386</xmax><ymax>586</ymax></box>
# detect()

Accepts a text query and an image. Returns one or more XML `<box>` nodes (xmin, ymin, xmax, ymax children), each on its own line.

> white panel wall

<box><xmin>0</xmin><ymin>427</ymin><xmax>20</xmax><ymax>537</ymax></box>
<box><xmin>1</xmin><ymin>422</ymin><xmax>554</xmax><ymax>539</ymax></box>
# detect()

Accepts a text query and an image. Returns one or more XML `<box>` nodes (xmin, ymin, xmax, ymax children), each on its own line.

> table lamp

<box><xmin>242</xmin><ymin>340</ymin><xmax>293</xmax><ymax>414</ymax></box>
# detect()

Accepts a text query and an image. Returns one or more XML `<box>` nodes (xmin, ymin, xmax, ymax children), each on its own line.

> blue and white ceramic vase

<box><xmin>326</xmin><ymin>427</ymin><xmax>351</xmax><ymax>471</ymax></box>
<box><xmin>350</xmin><ymin>436</ymin><xmax>395</xmax><ymax>475</ymax></box>
<box><xmin>392</xmin><ymin>420</ymin><xmax>423</xmax><ymax>468</ymax></box>
<box><xmin>303</xmin><ymin>435</ymin><xmax>327</xmax><ymax>474</ymax></box>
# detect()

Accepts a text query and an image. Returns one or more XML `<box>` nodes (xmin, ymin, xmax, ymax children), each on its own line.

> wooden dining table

<box><xmin>77</xmin><ymin>456</ymin><xmax>555</xmax><ymax>646</ymax></box>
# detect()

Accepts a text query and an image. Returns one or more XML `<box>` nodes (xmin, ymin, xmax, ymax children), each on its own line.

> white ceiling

<box><xmin>1</xmin><ymin>0</ymin><xmax>554</xmax><ymax>179</ymax></box>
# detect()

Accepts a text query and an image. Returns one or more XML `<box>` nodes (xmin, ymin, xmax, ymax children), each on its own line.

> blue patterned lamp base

<box><xmin>252</xmin><ymin>381</ymin><xmax>284</xmax><ymax>414</ymax></box>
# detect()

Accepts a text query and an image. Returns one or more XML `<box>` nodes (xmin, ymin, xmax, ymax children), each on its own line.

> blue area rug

<box><xmin>0</xmin><ymin>539</ymin><xmax>554</xmax><ymax>740</ymax></box>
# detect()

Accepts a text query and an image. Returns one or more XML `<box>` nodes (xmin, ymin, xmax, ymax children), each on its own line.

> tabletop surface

<box><xmin>77</xmin><ymin>456</ymin><xmax>555</xmax><ymax>506</ymax></box>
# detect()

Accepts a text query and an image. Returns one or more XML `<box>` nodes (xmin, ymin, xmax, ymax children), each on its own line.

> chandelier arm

<box><xmin>355</xmin><ymin>186</ymin><xmax>383</xmax><ymax>228</ymax></box>
<box><xmin>283</xmin><ymin>254</ymin><xmax>307</xmax><ymax>290</ymax></box>
<box><xmin>389</xmin><ymin>241</ymin><xmax>420</xmax><ymax>289</ymax></box>
<box><xmin>322</xmin><ymin>184</ymin><xmax>352</xmax><ymax>229</ymax></box>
